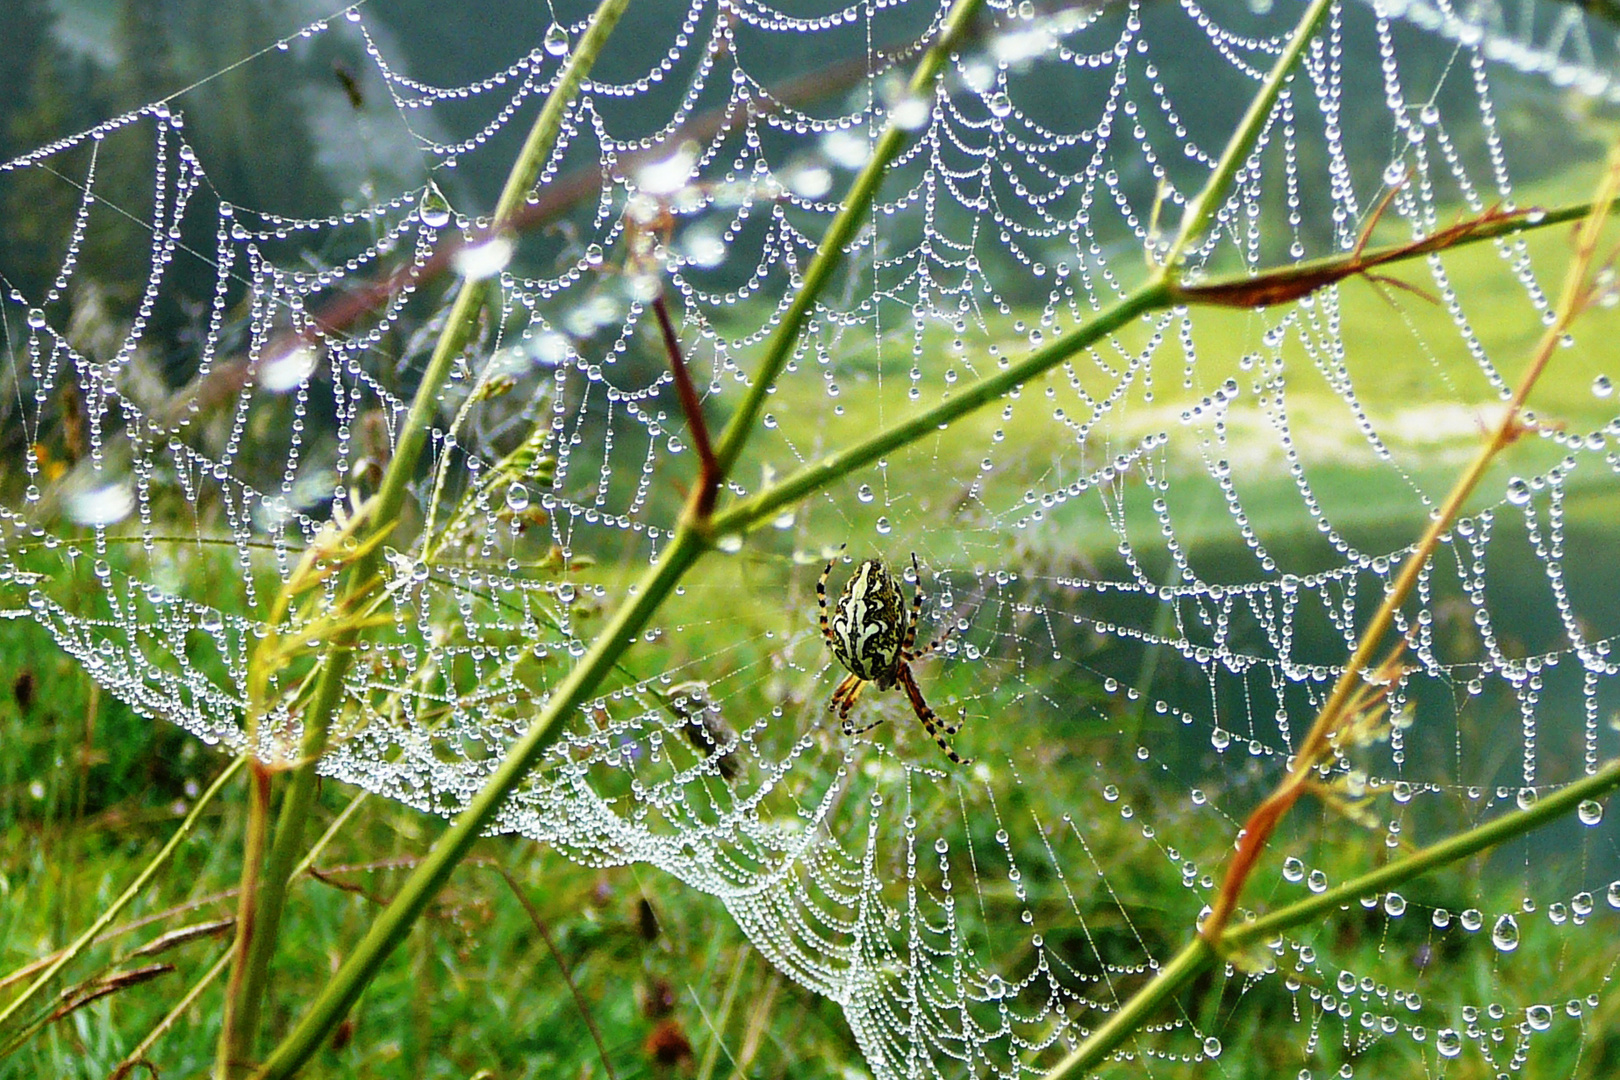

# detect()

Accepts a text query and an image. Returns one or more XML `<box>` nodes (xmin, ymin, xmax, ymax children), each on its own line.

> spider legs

<box><xmin>899</xmin><ymin>552</ymin><xmax>956</xmax><ymax>663</ymax></box>
<box><xmin>832</xmin><ymin>673</ymin><xmax>885</xmax><ymax>734</ymax></box>
<box><xmin>897</xmin><ymin>663</ymin><xmax>970</xmax><ymax>765</ymax></box>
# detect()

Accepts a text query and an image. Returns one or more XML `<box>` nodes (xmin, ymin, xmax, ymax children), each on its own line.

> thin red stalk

<box><xmin>652</xmin><ymin>294</ymin><xmax>719</xmax><ymax>518</ymax></box>
<box><xmin>495</xmin><ymin>865</ymin><xmax>619</xmax><ymax>1080</ymax></box>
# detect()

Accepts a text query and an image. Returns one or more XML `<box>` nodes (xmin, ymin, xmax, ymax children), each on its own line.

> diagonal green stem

<box><xmin>218</xmin><ymin>1</ymin><xmax>631</xmax><ymax>1073</ymax></box>
<box><xmin>255</xmin><ymin>3</ymin><xmax>987</xmax><ymax>1074</ymax></box>
<box><xmin>707</xmin><ymin>0</ymin><xmax>984</xmax><ymax>485</ymax></box>
<box><xmin>1043</xmin><ymin>758</ymin><xmax>1620</xmax><ymax>1080</ymax></box>
<box><xmin>1228</xmin><ymin>759</ymin><xmax>1620</xmax><ymax>949</ymax></box>
<box><xmin>1161</xmin><ymin>0</ymin><xmax>1334</xmax><ymax>272</ymax></box>
<box><xmin>709</xmin><ymin>281</ymin><xmax>1167</xmax><ymax>537</ymax></box>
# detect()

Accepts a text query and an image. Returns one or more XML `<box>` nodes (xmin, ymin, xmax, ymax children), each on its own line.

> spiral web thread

<box><xmin>4</xmin><ymin>0</ymin><xmax>1620</xmax><ymax>1074</ymax></box>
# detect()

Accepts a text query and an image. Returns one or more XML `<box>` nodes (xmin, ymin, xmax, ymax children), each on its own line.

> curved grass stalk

<box><xmin>216</xmin><ymin>2</ymin><xmax>634</xmax><ymax>1073</ymax></box>
<box><xmin>0</xmin><ymin>754</ymin><xmax>244</xmax><ymax>1036</ymax></box>
<box><xmin>253</xmin><ymin>2</ymin><xmax>988</xmax><ymax>1075</ymax></box>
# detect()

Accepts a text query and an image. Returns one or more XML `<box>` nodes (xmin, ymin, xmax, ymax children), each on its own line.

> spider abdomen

<box><xmin>829</xmin><ymin>558</ymin><xmax>905</xmax><ymax>687</ymax></box>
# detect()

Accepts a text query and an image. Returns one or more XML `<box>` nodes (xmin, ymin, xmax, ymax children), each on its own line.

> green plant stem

<box><xmin>1229</xmin><ymin>760</ymin><xmax>1620</xmax><ymax>949</ymax></box>
<box><xmin>218</xmin><ymin>763</ymin><xmax>273</xmax><ymax>1076</ymax></box>
<box><xmin>217</xmin><ymin>4</ymin><xmax>631</xmax><ymax>1074</ymax></box>
<box><xmin>707</xmin><ymin>0</ymin><xmax>985</xmax><ymax>487</ymax></box>
<box><xmin>1046</xmin><ymin>937</ymin><xmax>1216</xmax><ymax>1080</ymax></box>
<box><xmin>112</xmin><ymin>791</ymin><xmax>372</xmax><ymax>1078</ymax></box>
<box><xmin>0</xmin><ymin>754</ymin><xmax>245</xmax><ymax>1034</ymax></box>
<box><xmin>1161</xmin><ymin>0</ymin><xmax>1334</xmax><ymax>272</ymax></box>
<box><xmin>255</xmin><ymin>3</ymin><xmax>988</xmax><ymax>1073</ymax></box>
<box><xmin>256</xmin><ymin>524</ymin><xmax>703</xmax><ymax>1079</ymax></box>
<box><xmin>1044</xmin><ymin>758</ymin><xmax>1620</xmax><ymax>1079</ymax></box>
<box><xmin>709</xmin><ymin>281</ymin><xmax>1166</xmax><ymax>537</ymax></box>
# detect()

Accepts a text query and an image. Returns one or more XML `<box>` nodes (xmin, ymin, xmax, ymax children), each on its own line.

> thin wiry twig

<box><xmin>494</xmin><ymin>863</ymin><xmax>620</xmax><ymax>1080</ymax></box>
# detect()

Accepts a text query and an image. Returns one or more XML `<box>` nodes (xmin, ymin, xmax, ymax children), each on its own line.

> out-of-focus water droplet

<box><xmin>637</xmin><ymin>142</ymin><xmax>698</xmax><ymax>196</ymax></box>
<box><xmin>64</xmin><ymin>478</ymin><xmax>132</xmax><ymax>526</ymax></box>
<box><xmin>890</xmin><ymin>91</ymin><xmax>929</xmax><ymax>131</ymax></box>
<box><xmin>454</xmin><ymin>234</ymin><xmax>515</xmax><ymax>281</ymax></box>
<box><xmin>258</xmin><ymin>343</ymin><xmax>319</xmax><ymax>392</ymax></box>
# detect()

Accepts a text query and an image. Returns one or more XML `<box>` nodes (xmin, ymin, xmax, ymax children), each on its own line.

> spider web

<box><xmin>4</xmin><ymin>0</ymin><xmax>1620</xmax><ymax>1074</ymax></box>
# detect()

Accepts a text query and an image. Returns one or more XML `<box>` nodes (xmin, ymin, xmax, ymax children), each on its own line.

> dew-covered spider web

<box><xmin>5</xmin><ymin>0</ymin><xmax>1620</xmax><ymax>1074</ymax></box>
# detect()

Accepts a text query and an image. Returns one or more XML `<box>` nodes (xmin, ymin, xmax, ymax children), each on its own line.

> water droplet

<box><xmin>1491</xmin><ymin>914</ymin><xmax>1520</xmax><ymax>952</ymax></box>
<box><xmin>1525</xmin><ymin>1004</ymin><xmax>1552</xmax><ymax>1031</ymax></box>
<box><xmin>1578</xmin><ymin>799</ymin><xmax>1604</xmax><ymax>825</ymax></box>
<box><xmin>259</xmin><ymin>343</ymin><xmax>319</xmax><ymax>392</ymax></box>
<box><xmin>543</xmin><ymin>21</ymin><xmax>569</xmax><ymax>56</ymax></box>
<box><xmin>419</xmin><ymin>183</ymin><xmax>451</xmax><ymax>228</ymax></box>
<box><xmin>505</xmin><ymin>483</ymin><xmax>530</xmax><ymax>512</ymax></box>
<box><xmin>1504</xmin><ymin>477</ymin><xmax>1531</xmax><ymax>505</ymax></box>
<box><xmin>26</xmin><ymin>308</ymin><xmax>47</xmax><ymax>330</ymax></box>
<box><xmin>1281</xmin><ymin>856</ymin><xmax>1304</xmax><ymax>882</ymax></box>
<box><xmin>890</xmin><ymin>91</ymin><xmax>929</xmax><ymax>131</ymax></box>
<box><xmin>1594</xmin><ymin>374</ymin><xmax>1613</xmax><ymax>398</ymax></box>
<box><xmin>716</xmin><ymin>534</ymin><xmax>743</xmax><ymax>554</ymax></box>
<box><xmin>1202</xmin><ymin>1036</ymin><xmax>1222</xmax><ymax>1058</ymax></box>
<box><xmin>1384</xmin><ymin>892</ymin><xmax>1406</xmax><ymax>917</ymax></box>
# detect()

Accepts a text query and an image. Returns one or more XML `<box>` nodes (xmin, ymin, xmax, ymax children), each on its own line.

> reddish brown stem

<box><xmin>1171</xmin><ymin>203</ymin><xmax>1530</xmax><ymax>309</ymax></box>
<box><xmin>652</xmin><ymin>294</ymin><xmax>719</xmax><ymax>519</ymax></box>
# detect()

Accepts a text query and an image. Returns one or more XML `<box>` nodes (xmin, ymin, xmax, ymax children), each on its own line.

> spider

<box><xmin>816</xmin><ymin>547</ymin><xmax>969</xmax><ymax>764</ymax></box>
